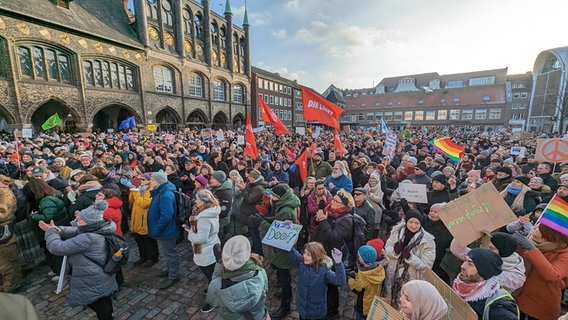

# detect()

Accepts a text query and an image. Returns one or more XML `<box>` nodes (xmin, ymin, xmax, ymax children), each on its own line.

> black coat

<box><xmin>239</xmin><ymin>179</ymin><xmax>268</xmax><ymax>226</ymax></box>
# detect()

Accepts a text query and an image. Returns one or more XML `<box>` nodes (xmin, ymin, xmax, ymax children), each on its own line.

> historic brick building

<box><xmin>0</xmin><ymin>0</ymin><xmax>251</xmax><ymax>132</ymax></box>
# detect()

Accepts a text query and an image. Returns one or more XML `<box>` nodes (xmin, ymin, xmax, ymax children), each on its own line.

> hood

<box><xmin>106</xmin><ymin>196</ymin><xmax>123</xmax><ymax>209</ymax></box>
<box><xmin>358</xmin><ymin>264</ymin><xmax>385</xmax><ymax>285</ymax></box>
<box><xmin>273</xmin><ymin>191</ymin><xmax>301</xmax><ymax>211</ymax></box>
<box><xmin>251</xmin><ymin>179</ymin><xmax>268</xmax><ymax>188</ymax></box>
<box><xmin>502</xmin><ymin>252</ymin><xmax>523</xmax><ymax>270</ymax></box>
<box><xmin>150</xmin><ymin>181</ymin><xmax>176</xmax><ymax>196</ymax></box>
<box><xmin>197</xmin><ymin>205</ymin><xmax>221</xmax><ymax>218</ymax></box>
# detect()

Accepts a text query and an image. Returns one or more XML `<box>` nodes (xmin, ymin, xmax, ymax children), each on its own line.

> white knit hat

<box><xmin>222</xmin><ymin>235</ymin><xmax>251</xmax><ymax>271</ymax></box>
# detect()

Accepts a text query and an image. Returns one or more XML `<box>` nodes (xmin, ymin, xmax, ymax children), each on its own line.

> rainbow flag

<box><xmin>429</xmin><ymin>137</ymin><xmax>464</xmax><ymax>164</ymax></box>
<box><xmin>539</xmin><ymin>195</ymin><xmax>568</xmax><ymax>236</ymax></box>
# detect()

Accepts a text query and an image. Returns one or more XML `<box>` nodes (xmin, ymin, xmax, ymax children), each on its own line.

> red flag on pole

<box><xmin>334</xmin><ymin>129</ymin><xmax>345</xmax><ymax>157</ymax></box>
<box><xmin>258</xmin><ymin>94</ymin><xmax>290</xmax><ymax>134</ymax></box>
<box><xmin>294</xmin><ymin>149</ymin><xmax>308</xmax><ymax>182</ymax></box>
<box><xmin>244</xmin><ymin>113</ymin><xmax>258</xmax><ymax>159</ymax></box>
<box><xmin>301</xmin><ymin>86</ymin><xmax>344</xmax><ymax>129</ymax></box>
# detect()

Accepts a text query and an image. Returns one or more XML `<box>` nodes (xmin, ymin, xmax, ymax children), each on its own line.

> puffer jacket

<box><xmin>324</xmin><ymin>174</ymin><xmax>353</xmax><ymax>194</ymax></box>
<box><xmin>103</xmin><ymin>196</ymin><xmax>123</xmax><ymax>236</ymax></box>
<box><xmin>148</xmin><ymin>181</ymin><xmax>178</xmax><ymax>240</ymax></box>
<box><xmin>207</xmin><ymin>260</ymin><xmax>268</xmax><ymax>320</ymax></box>
<box><xmin>44</xmin><ymin>220</ymin><xmax>118</xmax><ymax>307</ymax></box>
<box><xmin>187</xmin><ymin>206</ymin><xmax>221</xmax><ymax>267</ymax></box>
<box><xmin>238</xmin><ymin>178</ymin><xmax>268</xmax><ymax>227</ymax></box>
<box><xmin>314</xmin><ymin>206</ymin><xmax>354</xmax><ymax>256</ymax></box>
<box><xmin>290</xmin><ymin>248</ymin><xmax>346</xmax><ymax>319</ymax></box>
<box><xmin>382</xmin><ymin>222</ymin><xmax>435</xmax><ymax>301</ymax></box>
<box><xmin>129</xmin><ymin>187</ymin><xmax>152</xmax><ymax>235</ymax></box>
<box><xmin>260</xmin><ymin>190</ymin><xmax>300</xmax><ymax>269</ymax></box>
<box><xmin>31</xmin><ymin>191</ymin><xmax>69</xmax><ymax>227</ymax></box>
<box><xmin>348</xmin><ymin>264</ymin><xmax>386</xmax><ymax>316</ymax></box>
<box><xmin>211</xmin><ymin>179</ymin><xmax>233</xmax><ymax>227</ymax></box>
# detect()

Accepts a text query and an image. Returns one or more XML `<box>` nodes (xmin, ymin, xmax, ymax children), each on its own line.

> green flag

<box><xmin>41</xmin><ymin>113</ymin><xmax>61</xmax><ymax>130</ymax></box>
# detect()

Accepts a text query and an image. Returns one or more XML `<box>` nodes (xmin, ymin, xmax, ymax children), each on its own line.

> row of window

<box><xmin>354</xmin><ymin>96</ymin><xmax>493</xmax><ymax>108</ymax></box>
<box><xmin>83</xmin><ymin>59</ymin><xmax>136</xmax><ymax>91</ymax></box>
<box><xmin>345</xmin><ymin>108</ymin><xmax>503</xmax><ymax>122</ymax></box>
<box><xmin>261</xmin><ymin>94</ymin><xmax>292</xmax><ymax>107</ymax></box>
<box><xmin>152</xmin><ymin>66</ymin><xmax>244</xmax><ymax>103</ymax></box>
<box><xmin>260</xmin><ymin>107</ymin><xmax>293</xmax><ymax>121</ymax></box>
<box><xmin>18</xmin><ymin>46</ymin><xmax>71</xmax><ymax>83</ymax></box>
<box><xmin>513</xmin><ymin>92</ymin><xmax>529</xmax><ymax>99</ymax></box>
<box><xmin>512</xmin><ymin>102</ymin><xmax>527</xmax><ymax>109</ymax></box>
<box><xmin>257</xmin><ymin>78</ymin><xmax>293</xmax><ymax>95</ymax></box>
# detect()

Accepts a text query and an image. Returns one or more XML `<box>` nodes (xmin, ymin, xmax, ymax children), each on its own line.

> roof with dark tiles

<box><xmin>0</xmin><ymin>0</ymin><xmax>143</xmax><ymax>49</ymax></box>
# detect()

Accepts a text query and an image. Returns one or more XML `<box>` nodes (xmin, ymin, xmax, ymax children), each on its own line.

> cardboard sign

<box><xmin>397</xmin><ymin>183</ymin><xmax>428</xmax><ymax>203</ymax></box>
<box><xmin>425</xmin><ymin>269</ymin><xmax>478</xmax><ymax>320</ymax></box>
<box><xmin>437</xmin><ymin>183</ymin><xmax>517</xmax><ymax>246</ymax></box>
<box><xmin>535</xmin><ymin>138</ymin><xmax>568</xmax><ymax>163</ymax></box>
<box><xmin>367</xmin><ymin>296</ymin><xmax>405</xmax><ymax>320</ymax></box>
<box><xmin>237</xmin><ymin>135</ymin><xmax>245</xmax><ymax>145</ymax></box>
<box><xmin>261</xmin><ymin>220</ymin><xmax>302</xmax><ymax>251</ymax></box>
<box><xmin>510</xmin><ymin>146</ymin><xmax>526</xmax><ymax>156</ymax></box>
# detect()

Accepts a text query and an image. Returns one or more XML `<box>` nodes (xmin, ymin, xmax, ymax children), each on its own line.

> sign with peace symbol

<box><xmin>535</xmin><ymin>138</ymin><xmax>568</xmax><ymax>163</ymax></box>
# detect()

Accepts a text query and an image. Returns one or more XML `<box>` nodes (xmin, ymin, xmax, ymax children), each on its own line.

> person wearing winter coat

<box><xmin>450</xmin><ymin>232</ymin><xmax>526</xmax><ymax>294</ymax></box>
<box><xmin>209</xmin><ymin>171</ymin><xmax>233</xmax><ymax>245</ymax></box>
<box><xmin>206</xmin><ymin>235</ymin><xmax>269</xmax><ymax>320</ymax></box>
<box><xmin>96</xmin><ymin>188</ymin><xmax>123</xmax><ymax>236</ymax></box>
<box><xmin>306</xmin><ymin>180</ymin><xmax>333</xmax><ymax>240</ymax></box>
<box><xmin>314</xmin><ymin>188</ymin><xmax>355</xmax><ymax>319</ymax></box>
<box><xmin>382</xmin><ymin>209</ymin><xmax>435</xmax><ymax>306</ymax></box>
<box><xmin>228</xmin><ymin>170</ymin><xmax>245</xmax><ymax>236</ymax></box>
<box><xmin>148</xmin><ymin>171</ymin><xmax>180</xmax><ymax>290</ymax></box>
<box><xmin>40</xmin><ymin>201</ymin><xmax>117</xmax><ymax>320</ymax></box>
<box><xmin>348</xmin><ymin>245</ymin><xmax>385</xmax><ymax>319</ymax></box>
<box><xmin>186</xmin><ymin>189</ymin><xmax>221</xmax><ymax>313</ymax></box>
<box><xmin>365</xmin><ymin>173</ymin><xmax>384</xmax><ymax>236</ymax></box>
<box><xmin>128</xmin><ymin>172</ymin><xmax>159</xmax><ymax>267</ymax></box>
<box><xmin>399</xmin><ymin>280</ymin><xmax>448</xmax><ymax>320</ymax></box>
<box><xmin>290</xmin><ymin>242</ymin><xmax>346</xmax><ymax>320</ymax></box>
<box><xmin>0</xmin><ymin>182</ymin><xmax>20</xmax><ymax>292</ymax></box>
<box><xmin>70</xmin><ymin>175</ymin><xmax>102</xmax><ymax>214</ymax></box>
<box><xmin>500</xmin><ymin>175</ymin><xmax>537</xmax><ymax>217</ymax></box>
<box><xmin>165</xmin><ymin>164</ymin><xmax>183</xmax><ymax>191</ymax></box>
<box><xmin>422</xmin><ymin>202</ymin><xmax>453</xmax><ymax>283</ymax></box>
<box><xmin>324</xmin><ymin>161</ymin><xmax>353</xmax><ymax>195</ymax></box>
<box><xmin>237</xmin><ymin>169</ymin><xmax>267</xmax><ymax>256</ymax></box>
<box><xmin>352</xmin><ymin>188</ymin><xmax>375</xmax><ymax>242</ymax></box>
<box><xmin>267</xmin><ymin>161</ymin><xmax>289</xmax><ymax>187</ymax></box>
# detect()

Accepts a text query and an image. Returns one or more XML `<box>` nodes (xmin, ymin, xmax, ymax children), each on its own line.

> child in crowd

<box><xmin>348</xmin><ymin>244</ymin><xmax>386</xmax><ymax>320</ymax></box>
<box><xmin>506</xmin><ymin>202</ymin><xmax>546</xmax><ymax>236</ymax></box>
<box><xmin>290</xmin><ymin>242</ymin><xmax>346</xmax><ymax>320</ymax></box>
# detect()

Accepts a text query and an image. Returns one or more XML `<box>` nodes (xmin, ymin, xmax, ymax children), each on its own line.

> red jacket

<box><xmin>104</xmin><ymin>196</ymin><xmax>124</xmax><ymax>236</ymax></box>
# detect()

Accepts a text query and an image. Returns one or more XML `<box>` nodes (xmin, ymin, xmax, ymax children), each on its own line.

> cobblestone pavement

<box><xmin>18</xmin><ymin>233</ymin><xmax>356</xmax><ymax>320</ymax></box>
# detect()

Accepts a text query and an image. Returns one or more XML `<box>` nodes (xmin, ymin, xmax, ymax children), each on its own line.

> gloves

<box><xmin>393</xmin><ymin>240</ymin><xmax>404</xmax><ymax>255</ymax></box>
<box><xmin>120</xmin><ymin>178</ymin><xmax>133</xmax><ymax>188</ymax></box>
<box><xmin>213</xmin><ymin>243</ymin><xmax>222</xmax><ymax>263</ymax></box>
<box><xmin>331</xmin><ymin>248</ymin><xmax>342</xmax><ymax>264</ymax></box>
<box><xmin>513</xmin><ymin>232</ymin><xmax>536</xmax><ymax>250</ymax></box>
<box><xmin>248</xmin><ymin>214</ymin><xmax>263</xmax><ymax>227</ymax></box>
<box><xmin>402</xmin><ymin>246</ymin><xmax>412</xmax><ymax>260</ymax></box>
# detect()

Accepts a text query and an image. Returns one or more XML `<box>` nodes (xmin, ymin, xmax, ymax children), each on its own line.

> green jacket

<box><xmin>31</xmin><ymin>191</ymin><xmax>69</xmax><ymax>226</ymax></box>
<box><xmin>308</xmin><ymin>161</ymin><xmax>333</xmax><ymax>180</ymax></box>
<box><xmin>261</xmin><ymin>190</ymin><xmax>300</xmax><ymax>269</ymax></box>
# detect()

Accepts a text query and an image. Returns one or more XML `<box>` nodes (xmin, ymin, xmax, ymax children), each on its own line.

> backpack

<box><xmin>86</xmin><ymin>233</ymin><xmax>129</xmax><ymax>274</ymax></box>
<box><xmin>338</xmin><ymin>210</ymin><xmax>367</xmax><ymax>255</ymax></box>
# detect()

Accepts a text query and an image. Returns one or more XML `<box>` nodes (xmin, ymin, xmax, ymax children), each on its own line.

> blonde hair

<box><xmin>336</xmin><ymin>188</ymin><xmax>355</xmax><ymax>208</ymax></box>
<box><xmin>500</xmin><ymin>184</ymin><xmax>531</xmax><ymax>213</ymax></box>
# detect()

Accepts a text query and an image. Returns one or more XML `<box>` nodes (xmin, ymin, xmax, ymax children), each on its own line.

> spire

<box><xmin>243</xmin><ymin>6</ymin><xmax>249</xmax><ymax>26</ymax></box>
<box><xmin>224</xmin><ymin>0</ymin><xmax>232</xmax><ymax>14</ymax></box>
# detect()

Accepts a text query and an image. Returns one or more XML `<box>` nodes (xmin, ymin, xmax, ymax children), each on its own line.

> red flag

<box><xmin>244</xmin><ymin>113</ymin><xmax>258</xmax><ymax>159</ymax></box>
<box><xmin>301</xmin><ymin>86</ymin><xmax>344</xmax><ymax>129</ymax></box>
<box><xmin>334</xmin><ymin>129</ymin><xmax>345</xmax><ymax>157</ymax></box>
<box><xmin>294</xmin><ymin>149</ymin><xmax>308</xmax><ymax>182</ymax></box>
<box><xmin>258</xmin><ymin>94</ymin><xmax>290</xmax><ymax>134</ymax></box>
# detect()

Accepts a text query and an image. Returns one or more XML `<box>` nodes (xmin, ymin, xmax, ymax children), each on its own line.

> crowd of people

<box><xmin>0</xmin><ymin>127</ymin><xmax>568</xmax><ymax>320</ymax></box>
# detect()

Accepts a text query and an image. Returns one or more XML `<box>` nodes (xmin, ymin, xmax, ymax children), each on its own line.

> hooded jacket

<box><xmin>348</xmin><ymin>263</ymin><xmax>386</xmax><ymax>316</ymax></box>
<box><xmin>129</xmin><ymin>187</ymin><xmax>152</xmax><ymax>235</ymax></box>
<box><xmin>103</xmin><ymin>196</ymin><xmax>123</xmax><ymax>236</ymax></box>
<box><xmin>239</xmin><ymin>178</ymin><xmax>268</xmax><ymax>227</ymax></box>
<box><xmin>31</xmin><ymin>191</ymin><xmax>68</xmax><ymax>227</ymax></box>
<box><xmin>187</xmin><ymin>205</ymin><xmax>221</xmax><ymax>267</ymax></box>
<box><xmin>211</xmin><ymin>179</ymin><xmax>233</xmax><ymax>227</ymax></box>
<box><xmin>148</xmin><ymin>181</ymin><xmax>178</xmax><ymax>240</ymax></box>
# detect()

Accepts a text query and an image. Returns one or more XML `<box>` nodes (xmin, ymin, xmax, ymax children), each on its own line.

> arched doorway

<box><xmin>212</xmin><ymin>111</ymin><xmax>228</xmax><ymax>130</ymax></box>
<box><xmin>156</xmin><ymin>107</ymin><xmax>181</xmax><ymax>131</ymax></box>
<box><xmin>0</xmin><ymin>103</ymin><xmax>16</xmax><ymax>133</ymax></box>
<box><xmin>186</xmin><ymin>109</ymin><xmax>208</xmax><ymax>130</ymax></box>
<box><xmin>30</xmin><ymin>98</ymin><xmax>79</xmax><ymax>132</ymax></box>
<box><xmin>232</xmin><ymin>113</ymin><xmax>244</xmax><ymax>130</ymax></box>
<box><xmin>93</xmin><ymin>104</ymin><xmax>140</xmax><ymax>131</ymax></box>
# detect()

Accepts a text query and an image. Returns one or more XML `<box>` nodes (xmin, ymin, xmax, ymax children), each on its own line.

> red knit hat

<box><xmin>367</xmin><ymin>238</ymin><xmax>385</xmax><ymax>256</ymax></box>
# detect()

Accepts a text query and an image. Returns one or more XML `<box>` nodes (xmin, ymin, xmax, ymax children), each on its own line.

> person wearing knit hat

<box><xmin>358</xmin><ymin>245</ymin><xmax>377</xmax><ymax>265</ymax></box>
<box><xmin>367</xmin><ymin>238</ymin><xmax>385</xmax><ymax>257</ymax></box>
<box><xmin>209</xmin><ymin>170</ymin><xmax>232</xmax><ymax>245</ymax></box>
<box><xmin>148</xmin><ymin>168</ymin><xmax>180</xmax><ymax>290</ymax></box>
<box><xmin>79</xmin><ymin>200</ymin><xmax>108</xmax><ymax>225</ymax></box>
<box><xmin>271</xmin><ymin>183</ymin><xmax>289</xmax><ymax>199</ymax></box>
<box><xmin>247</xmin><ymin>169</ymin><xmax>262</xmax><ymax>181</ymax></box>
<box><xmin>194</xmin><ymin>174</ymin><xmax>208</xmax><ymax>188</ymax></box>
<box><xmin>53</xmin><ymin>157</ymin><xmax>72</xmax><ymax>180</ymax></box>
<box><xmin>210</xmin><ymin>171</ymin><xmax>226</xmax><ymax>184</ymax></box>
<box><xmin>221</xmin><ymin>235</ymin><xmax>251</xmax><ymax>271</ymax></box>
<box><xmin>349</xmin><ymin>245</ymin><xmax>385</xmax><ymax>319</ymax></box>
<box><xmin>461</xmin><ymin>162</ymin><xmax>474</xmax><ymax>172</ymax></box>
<box><xmin>431</xmin><ymin>173</ymin><xmax>447</xmax><ymax>186</ymax></box>
<box><xmin>452</xmin><ymin>248</ymin><xmax>519</xmax><ymax>319</ymax></box>
<box><xmin>494</xmin><ymin>166</ymin><xmax>514</xmax><ymax>192</ymax></box>
<box><xmin>513</xmin><ymin>175</ymin><xmax>530</xmax><ymax>186</ymax></box>
<box><xmin>489</xmin><ymin>232</ymin><xmax>517</xmax><ymax>258</ymax></box>
<box><xmin>442</xmin><ymin>166</ymin><xmax>455</xmax><ymax>177</ymax></box>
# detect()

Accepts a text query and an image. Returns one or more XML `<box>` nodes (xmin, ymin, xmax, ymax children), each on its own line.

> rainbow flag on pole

<box><xmin>539</xmin><ymin>195</ymin><xmax>568</xmax><ymax>236</ymax></box>
<box><xmin>429</xmin><ymin>137</ymin><xmax>465</xmax><ymax>164</ymax></box>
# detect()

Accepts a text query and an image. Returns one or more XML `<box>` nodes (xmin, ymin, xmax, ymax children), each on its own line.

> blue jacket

<box><xmin>290</xmin><ymin>248</ymin><xmax>346</xmax><ymax>319</ymax></box>
<box><xmin>148</xmin><ymin>181</ymin><xmax>179</xmax><ymax>240</ymax></box>
<box><xmin>324</xmin><ymin>174</ymin><xmax>353</xmax><ymax>194</ymax></box>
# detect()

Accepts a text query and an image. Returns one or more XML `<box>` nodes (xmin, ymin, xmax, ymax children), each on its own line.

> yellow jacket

<box><xmin>129</xmin><ymin>188</ymin><xmax>152</xmax><ymax>235</ymax></box>
<box><xmin>348</xmin><ymin>264</ymin><xmax>385</xmax><ymax>316</ymax></box>
<box><xmin>59</xmin><ymin>166</ymin><xmax>73</xmax><ymax>180</ymax></box>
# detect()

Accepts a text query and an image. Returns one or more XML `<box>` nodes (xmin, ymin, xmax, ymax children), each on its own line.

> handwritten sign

<box><xmin>425</xmin><ymin>269</ymin><xmax>477</xmax><ymax>320</ymax></box>
<box><xmin>397</xmin><ymin>183</ymin><xmax>428</xmax><ymax>203</ymax></box>
<box><xmin>437</xmin><ymin>183</ymin><xmax>517</xmax><ymax>246</ymax></box>
<box><xmin>261</xmin><ymin>220</ymin><xmax>302</xmax><ymax>251</ymax></box>
<box><xmin>201</xmin><ymin>128</ymin><xmax>213</xmax><ymax>142</ymax></box>
<box><xmin>367</xmin><ymin>296</ymin><xmax>405</xmax><ymax>320</ymax></box>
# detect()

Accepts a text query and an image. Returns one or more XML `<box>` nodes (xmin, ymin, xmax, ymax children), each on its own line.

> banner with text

<box><xmin>301</xmin><ymin>86</ymin><xmax>344</xmax><ymax>129</ymax></box>
<box><xmin>397</xmin><ymin>183</ymin><xmax>428</xmax><ymax>203</ymax></box>
<box><xmin>262</xmin><ymin>220</ymin><xmax>303</xmax><ymax>251</ymax></box>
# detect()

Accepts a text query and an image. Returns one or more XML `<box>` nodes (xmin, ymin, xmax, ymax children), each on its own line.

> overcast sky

<box><xmin>205</xmin><ymin>0</ymin><xmax>568</xmax><ymax>93</ymax></box>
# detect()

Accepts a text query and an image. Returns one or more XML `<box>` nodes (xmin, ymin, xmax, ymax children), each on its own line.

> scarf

<box><xmin>222</xmin><ymin>259</ymin><xmax>263</xmax><ymax>279</ymax></box>
<box><xmin>507</xmin><ymin>185</ymin><xmax>522</xmax><ymax>195</ymax></box>
<box><xmin>452</xmin><ymin>276</ymin><xmax>500</xmax><ymax>302</ymax></box>
<box><xmin>325</xmin><ymin>203</ymin><xmax>352</xmax><ymax>218</ymax></box>
<box><xmin>189</xmin><ymin>204</ymin><xmax>214</xmax><ymax>254</ymax></box>
<box><xmin>390</xmin><ymin>227</ymin><xmax>424</xmax><ymax>306</ymax></box>
<box><xmin>78</xmin><ymin>219</ymin><xmax>113</xmax><ymax>235</ymax></box>
<box><xmin>78</xmin><ymin>180</ymin><xmax>102</xmax><ymax>192</ymax></box>
<box><xmin>523</xmin><ymin>233</ymin><xmax>563</xmax><ymax>275</ymax></box>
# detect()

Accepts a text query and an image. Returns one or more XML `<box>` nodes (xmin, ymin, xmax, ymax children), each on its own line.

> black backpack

<box><xmin>344</xmin><ymin>211</ymin><xmax>367</xmax><ymax>255</ymax></box>
<box><xmin>86</xmin><ymin>233</ymin><xmax>129</xmax><ymax>274</ymax></box>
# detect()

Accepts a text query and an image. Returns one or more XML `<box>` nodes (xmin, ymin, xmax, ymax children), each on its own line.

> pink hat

<box><xmin>195</xmin><ymin>174</ymin><xmax>208</xmax><ymax>187</ymax></box>
<box><xmin>468</xmin><ymin>169</ymin><xmax>481</xmax><ymax>179</ymax></box>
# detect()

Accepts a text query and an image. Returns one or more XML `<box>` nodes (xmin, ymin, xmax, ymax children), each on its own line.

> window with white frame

<box><xmin>468</xmin><ymin>76</ymin><xmax>495</xmax><ymax>86</ymax></box>
<box><xmin>188</xmin><ymin>73</ymin><xmax>203</xmax><ymax>97</ymax></box>
<box><xmin>437</xmin><ymin>110</ymin><xmax>447</xmax><ymax>120</ymax></box>
<box><xmin>358</xmin><ymin>113</ymin><xmax>365</xmax><ymax>121</ymax></box>
<box><xmin>425</xmin><ymin>111</ymin><xmax>436</xmax><ymax>120</ymax></box>
<box><xmin>233</xmin><ymin>84</ymin><xmax>243</xmax><ymax>103</ymax></box>
<box><xmin>367</xmin><ymin>112</ymin><xmax>374</xmax><ymax>121</ymax></box>
<box><xmin>375</xmin><ymin>112</ymin><xmax>382</xmax><ymax>119</ymax></box>
<box><xmin>404</xmin><ymin>111</ymin><xmax>413</xmax><ymax>121</ymax></box>
<box><xmin>414</xmin><ymin>111</ymin><xmax>424</xmax><ymax>120</ymax></box>
<box><xmin>489</xmin><ymin>108</ymin><xmax>501</xmax><ymax>119</ymax></box>
<box><xmin>154</xmin><ymin>66</ymin><xmax>173</xmax><ymax>93</ymax></box>
<box><xmin>475</xmin><ymin>109</ymin><xmax>487</xmax><ymax>120</ymax></box>
<box><xmin>462</xmin><ymin>109</ymin><xmax>473</xmax><ymax>120</ymax></box>
<box><xmin>213</xmin><ymin>80</ymin><xmax>225</xmax><ymax>101</ymax></box>
<box><xmin>449</xmin><ymin>109</ymin><xmax>460</xmax><ymax>120</ymax></box>
<box><xmin>269</xmin><ymin>95</ymin><xmax>274</xmax><ymax>104</ymax></box>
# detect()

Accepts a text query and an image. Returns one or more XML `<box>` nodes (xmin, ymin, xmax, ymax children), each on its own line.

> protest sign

<box><xmin>261</xmin><ymin>220</ymin><xmax>302</xmax><ymax>251</ymax></box>
<box><xmin>397</xmin><ymin>183</ymin><xmax>428</xmax><ymax>203</ymax></box>
<box><xmin>436</xmin><ymin>183</ymin><xmax>517</xmax><ymax>246</ymax></box>
<box><xmin>237</xmin><ymin>135</ymin><xmax>245</xmax><ymax>145</ymax></box>
<box><xmin>252</xmin><ymin>126</ymin><xmax>264</xmax><ymax>133</ymax></box>
<box><xmin>295</xmin><ymin>127</ymin><xmax>305</xmax><ymax>135</ymax></box>
<box><xmin>216</xmin><ymin>129</ymin><xmax>225</xmax><ymax>141</ymax></box>
<box><xmin>535</xmin><ymin>138</ymin><xmax>568</xmax><ymax>163</ymax></box>
<box><xmin>510</xmin><ymin>146</ymin><xmax>526</xmax><ymax>156</ymax></box>
<box><xmin>425</xmin><ymin>269</ymin><xmax>477</xmax><ymax>320</ymax></box>
<box><xmin>367</xmin><ymin>296</ymin><xmax>405</xmax><ymax>320</ymax></box>
<box><xmin>201</xmin><ymin>128</ymin><xmax>213</xmax><ymax>142</ymax></box>
<box><xmin>383</xmin><ymin>132</ymin><xmax>397</xmax><ymax>158</ymax></box>
<box><xmin>22</xmin><ymin>128</ymin><xmax>33</xmax><ymax>138</ymax></box>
